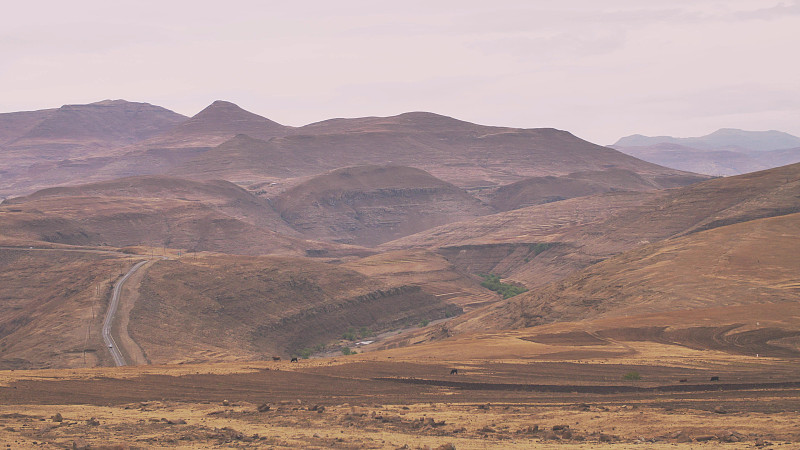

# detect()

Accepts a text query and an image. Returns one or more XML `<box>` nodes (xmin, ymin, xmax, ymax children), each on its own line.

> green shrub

<box><xmin>479</xmin><ymin>274</ymin><xmax>529</xmax><ymax>299</ymax></box>
<box><xmin>342</xmin><ymin>326</ymin><xmax>357</xmax><ymax>341</ymax></box>
<box><xmin>419</xmin><ymin>319</ymin><xmax>430</xmax><ymax>327</ymax></box>
<box><xmin>297</xmin><ymin>348</ymin><xmax>313</xmax><ymax>359</ymax></box>
<box><xmin>341</xmin><ymin>347</ymin><xmax>355</xmax><ymax>355</ymax></box>
<box><xmin>623</xmin><ymin>371</ymin><xmax>641</xmax><ymax>381</ymax></box>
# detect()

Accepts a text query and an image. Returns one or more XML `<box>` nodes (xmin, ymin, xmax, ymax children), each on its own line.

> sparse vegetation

<box><xmin>479</xmin><ymin>274</ymin><xmax>529</xmax><ymax>299</ymax></box>
<box><xmin>342</xmin><ymin>326</ymin><xmax>373</xmax><ymax>341</ymax></box>
<box><xmin>623</xmin><ymin>371</ymin><xmax>641</xmax><ymax>381</ymax></box>
<box><xmin>341</xmin><ymin>347</ymin><xmax>355</xmax><ymax>355</ymax></box>
<box><xmin>296</xmin><ymin>348</ymin><xmax>313</xmax><ymax>359</ymax></box>
<box><xmin>419</xmin><ymin>319</ymin><xmax>430</xmax><ymax>327</ymax></box>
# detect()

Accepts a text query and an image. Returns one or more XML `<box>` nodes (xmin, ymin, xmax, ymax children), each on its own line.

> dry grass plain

<box><xmin>1</xmin><ymin>329</ymin><xmax>799</xmax><ymax>449</ymax></box>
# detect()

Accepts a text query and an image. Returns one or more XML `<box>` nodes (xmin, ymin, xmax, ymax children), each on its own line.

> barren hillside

<box><xmin>0</xmin><ymin>176</ymin><xmax>366</xmax><ymax>256</ymax></box>
<box><xmin>273</xmin><ymin>165</ymin><xmax>494</xmax><ymax>246</ymax></box>
<box><xmin>130</xmin><ymin>254</ymin><xmax>457</xmax><ymax>363</ymax></box>
<box><xmin>0</xmin><ymin>247</ymin><xmax>133</xmax><ymax>369</ymax></box>
<box><xmin>487</xmin><ymin>168</ymin><xmax>665</xmax><ymax>211</ymax></box>
<box><xmin>384</xmin><ymin>162</ymin><xmax>800</xmax><ymax>287</ymax></box>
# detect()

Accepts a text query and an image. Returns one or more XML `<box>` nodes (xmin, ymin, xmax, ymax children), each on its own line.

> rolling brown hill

<box><xmin>175</xmin><ymin>111</ymin><xmax>707</xmax><ymax>191</ymax></box>
<box><xmin>139</xmin><ymin>100</ymin><xmax>289</xmax><ymax>149</ymax></box>
<box><xmin>446</xmin><ymin>212</ymin><xmax>800</xmax><ymax>355</ymax></box>
<box><xmin>384</xmin><ymin>161</ymin><xmax>800</xmax><ymax>289</ymax></box>
<box><xmin>0</xmin><ymin>108</ymin><xmax>56</xmax><ymax>145</ymax></box>
<box><xmin>487</xmin><ymin>168</ymin><xmax>666</xmax><ymax>211</ymax></box>
<box><xmin>1</xmin><ymin>100</ymin><xmax>708</xmax><ymax>200</ymax></box>
<box><xmin>0</xmin><ymin>100</ymin><xmax>187</xmax><ymax>197</ymax></box>
<box><xmin>0</xmin><ymin>246</ymin><xmax>133</xmax><ymax>369</ymax></box>
<box><xmin>272</xmin><ymin>165</ymin><xmax>495</xmax><ymax>246</ymax></box>
<box><xmin>13</xmin><ymin>175</ymin><xmax>296</xmax><ymax>233</ymax></box>
<box><xmin>1</xmin><ymin>100</ymin><xmax>186</xmax><ymax>160</ymax></box>
<box><xmin>0</xmin><ymin>176</ymin><xmax>365</xmax><ymax>256</ymax></box>
<box><xmin>342</xmin><ymin>248</ymin><xmax>501</xmax><ymax>313</ymax></box>
<box><xmin>129</xmin><ymin>254</ymin><xmax>458</xmax><ymax>363</ymax></box>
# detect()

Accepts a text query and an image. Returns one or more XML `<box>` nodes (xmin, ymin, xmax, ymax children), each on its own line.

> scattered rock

<box><xmin>552</xmin><ymin>424</ymin><xmax>570</xmax><ymax>431</ymax></box>
<box><xmin>599</xmin><ymin>433</ymin><xmax>616</xmax><ymax>442</ymax></box>
<box><xmin>435</xmin><ymin>444</ymin><xmax>456</xmax><ymax>450</ymax></box>
<box><xmin>257</xmin><ymin>403</ymin><xmax>271</xmax><ymax>412</ymax></box>
<box><xmin>714</xmin><ymin>405</ymin><xmax>727</xmax><ymax>414</ymax></box>
<box><xmin>718</xmin><ymin>430</ymin><xmax>744</xmax><ymax>443</ymax></box>
<box><xmin>694</xmin><ymin>435</ymin><xmax>716</xmax><ymax>442</ymax></box>
<box><xmin>72</xmin><ymin>439</ymin><xmax>89</xmax><ymax>450</ymax></box>
<box><xmin>221</xmin><ymin>399</ymin><xmax>230</xmax><ymax>406</ymax></box>
<box><xmin>675</xmin><ymin>431</ymin><xmax>692</xmax><ymax>443</ymax></box>
<box><xmin>755</xmin><ymin>438</ymin><xmax>773</xmax><ymax>447</ymax></box>
<box><xmin>51</xmin><ymin>413</ymin><xmax>63</xmax><ymax>423</ymax></box>
<box><xmin>86</xmin><ymin>417</ymin><xmax>100</xmax><ymax>426</ymax></box>
<box><xmin>543</xmin><ymin>431</ymin><xmax>560</xmax><ymax>440</ymax></box>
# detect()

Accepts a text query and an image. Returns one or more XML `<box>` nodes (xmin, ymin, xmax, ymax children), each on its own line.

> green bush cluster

<box><xmin>295</xmin><ymin>343</ymin><xmax>325</xmax><ymax>359</ymax></box>
<box><xmin>342</xmin><ymin>326</ymin><xmax>373</xmax><ymax>341</ymax></box>
<box><xmin>479</xmin><ymin>274</ymin><xmax>529</xmax><ymax>299</ymax></box>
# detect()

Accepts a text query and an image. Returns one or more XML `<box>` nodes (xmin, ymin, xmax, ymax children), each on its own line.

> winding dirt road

<box><xmin>102</xmin><ymin>260</ymin><xmax>148</xmax><ymax>366</ymax></box>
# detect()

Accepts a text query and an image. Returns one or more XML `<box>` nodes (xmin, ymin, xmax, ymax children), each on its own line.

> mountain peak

<box><xmin>174</xmin><ymin>100</ymin><xmax>288</xmax><ymax>139</ymax></box>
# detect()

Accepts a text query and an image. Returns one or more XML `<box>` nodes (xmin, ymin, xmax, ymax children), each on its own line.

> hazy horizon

<box><xmin>2</xmin><ymin>0</ymin><xmax>799</xmax><ymax>145</ymax></box>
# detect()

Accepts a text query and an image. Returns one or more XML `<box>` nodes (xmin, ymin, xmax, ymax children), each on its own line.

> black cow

<box><xmin>679</xmin><ymin>378</ymin><xmax>688</xmax><ymax>383</ymax></box>
<box><xmin>450</xmin><ymin>368</ymin><xmax>458</xmax><ymax>375</ymax></box>
<box><xmin>710</xmin><ymin>376</ymin><xmax>720</xmax><ymax>381</ymax></box>
<box><xmin>291</xmin><ymin>357</ymin><xmax>298</xmax><ymax>363</ymax></box>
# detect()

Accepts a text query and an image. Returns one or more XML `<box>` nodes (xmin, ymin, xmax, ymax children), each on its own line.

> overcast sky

<box><xmin>2</xmin><ymin>0</ymin><xmax>799</xmax><ymax>144</ymax></box>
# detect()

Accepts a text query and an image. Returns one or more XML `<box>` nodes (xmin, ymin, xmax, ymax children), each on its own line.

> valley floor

<box><xmin>2</xmin><ymin>346</ymin><xmax>799</xmax><ymax>449</ymax></box>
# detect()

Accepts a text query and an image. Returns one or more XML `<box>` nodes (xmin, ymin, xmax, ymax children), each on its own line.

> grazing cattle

<box><xmin>679</xmin><ymin>378</ymin><xmax>688</xmax><ymax>383</ymax></box>
<box><xmin>272</xmin><ymin>356</ymin><xmax>281</xmax><ymax>361</ymax></box>
<box><xmin>291</xmin><ymin>357</ymin><xmax>298</xmax><ymax>363</ymax></box>
<box><xmin>450</xmin><ymin>368</ymin><xmax>458</xmax><ymax>375</ymax></box>
<box><xmin>710</xmin><ymin>376</ymin><xmax>720</xmax><ymax>381</ymax></box>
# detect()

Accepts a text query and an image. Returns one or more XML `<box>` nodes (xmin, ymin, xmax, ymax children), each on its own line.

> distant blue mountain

<box><xmin>614</xmin><ymin>129</ymin><xmax>800</xmax><ymax>152</ymax></box>
<box><xmin>612</xmin><ymin>129</ymin><xmax>800</xmax><ymax>176</ymax></box>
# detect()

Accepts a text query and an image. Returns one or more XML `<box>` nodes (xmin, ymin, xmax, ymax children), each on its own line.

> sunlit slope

<box><xmin>0</xmin><ymin>247</ymin><xmax>131</xmax><ymax>369</ymax></box>
<box><xmin>452</xmin><ymin>212</ymin><xmax>800</xmax><ymax>335</ymax></box>
<box><xmin>0</xmin><ymin>176</ymin><xmax>365</xmax><ymax>256</ymax></box>
<box><xmin>129</xmin><ymin>254</ymin><xmax>457</xmax><ymax>364</ymax></box>
<box><xmin>383</xmin><ymin>162</ymin><xmax>800</xmax><ymax>287</ymax></box>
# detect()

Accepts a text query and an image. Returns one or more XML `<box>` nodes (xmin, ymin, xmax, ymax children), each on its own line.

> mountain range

<box><xmin>0</xmin><ymin>98</ymin><xmax>797</xmax><ymax>381</ymax></box>
<box><xmin>612</xmin><ymin>128</ymin><xmax>800</xmax><ymax>176</ymax></box>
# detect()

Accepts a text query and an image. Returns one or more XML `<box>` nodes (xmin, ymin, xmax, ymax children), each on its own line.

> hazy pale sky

<box><xmin>2</xmin><ymin>0</ymin><xmax>799</xmax><ymax>144</ymax></box>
